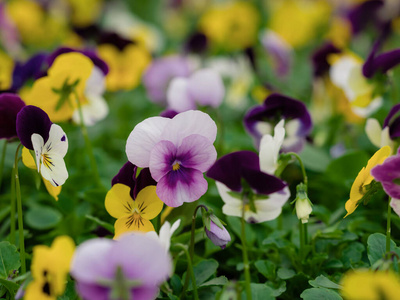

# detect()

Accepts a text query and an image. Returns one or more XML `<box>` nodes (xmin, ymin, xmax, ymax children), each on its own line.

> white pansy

<box><xmin>146</xmin><ymin>219</ymin><xmax>181</xmax><ymax>252</ymax></box>
<box><xmin>259</xmin><ymin>119</ymin><xmax>285</xmax><ymax>175</ymax></box>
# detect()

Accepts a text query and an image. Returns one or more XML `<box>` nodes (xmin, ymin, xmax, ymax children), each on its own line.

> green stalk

<box><xmin>10</xmin><ymin>157</ymin><xmax>16</xmax><ymax>245</ymax></box>
<box><xmin>299</xmin><ymin>220</ymin><xmax>305</xmax><ymax>261</ymax></box>
<box><xmin>287</xmin><ymin>152</ymin><xmax>308</xmax><ymax>187</ymax></box>
<box><xmin>241</xmin><ymin>197</ymin><xmax>252</xmax><ymax>299</ymax></box>
<box><xmin>0</xmin><ymin>140</ymin><xmax>7</xmax><ymax>190</ymax></box>
<box><xmin>386</xmin><ymin>198</ymin><xmax>392</xmax><ymax>253</ymax></box>
<box><xmin>176</xmin><ymin>244</ymin><xmax>199</xmax><ymax>300</ymax></box>
<box><xmin>13</xmin><ymin>143</ymin><xmax>25</xmax><ymax>273</ymax></box>
<box><xmin>73</xmin><ymin>91</ymin><xmax>102</xmax><ymax>188</ymax></box>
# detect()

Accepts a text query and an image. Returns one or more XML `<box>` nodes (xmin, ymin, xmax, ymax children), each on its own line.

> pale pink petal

<box><xmin>166</xmin><ymin>77</ymin><xmax>196</xmax><ymax>113</ymax></box>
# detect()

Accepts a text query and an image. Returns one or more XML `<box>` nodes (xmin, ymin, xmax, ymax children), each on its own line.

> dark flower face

<box><xmin>383</xmin><ymin>104</ymin><xmax>400</xmax><ymax>139</ymax></box>
<box><xmin>311</xmin><ymin>42</ymin><xmax>341</xmax><ymax>78</ymax></box>
<box><xmin>0</xmin><ymin>93</ymin><xmax>25</xmax><ymax>139</ymax></box>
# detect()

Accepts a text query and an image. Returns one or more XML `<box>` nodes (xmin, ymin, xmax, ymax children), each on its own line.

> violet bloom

<box><xmin>205</xmin><ymin>219</ymin><xmax>231</xmax><ymax>249</ymax></box>
<box><xmin>363</xmin><ymin>40</ymin><xmax>400</xmax><ymax>79</ymax></box>
<box><xmin>244</xmin><ymin>93</ymin><xmax>312</xmax><ymax>152</ymax></box>
<box><xmin>166</xmin><ymin>68</ymin><xmax>225</xmax><ymax>112</ymax></box>
<box><xmin>70</xmin><ymin>233</ymin><xmax>172</xmax><ymax>300</ymax></box>
<box><xmin>0</xmin><ymin>93</ymin><xmax>25</xmax><ymax>139</ymax></box>
<box><xmin>207</xmin><ymin>151</ymin><xmax>290</xmax><ymax>223</ymax></box>
<box><xmin>143</xmin><ymin>55</ymin><xmax>192</xmax><ymax>104</ymax></box>
<box><xmin>126</xmin><ymin>110</ymin><xmax>217</xmax><ymax>207</ymax></box>
<box><xmin>16</xmin><ymin>106</ymin><xmax>68</xmax><ymax>186</ymax></box>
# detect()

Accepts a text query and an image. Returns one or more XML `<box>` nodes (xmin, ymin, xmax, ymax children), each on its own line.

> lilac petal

<box><xmin>109</xmin><ymin>233</ymin><xmax>172</xmax><ymax>285</ymax></box>
<box><xmin>162</xmin><ymin>110</ymin><xmax>217</xmax><ymax>146</ymax></box>
<box><xmin>205</xmin><ymin>220</ymin><xmax>231</xmax><ymax>249</ymax></box>
<box><xmin>166</xmin><ymin>77</ymin><xmax>195</xmax><ymax>112</ymax></box>
<box><xmin>126</xmin><ymin>116</ymin><xmax>170</xmax><ymax>167</ymax></box>
<box><xmin>390</xmin><ymin>198</ymin><xmax>400</xmax><ymax>218</ymax></box>
<box><xmin>16</xmin><ymin>105</ymin><xmax>52</xmax><ymax>150</ymax></box>
<box><xmin>157</xmin><ymin>167</ymin><xmax>208</xmax><ymax>207</ymax></box>
<box><xmin>149</xmin><ymin>140</ymin><xmax>177</xmax><ymax>182</ymax></box>
<box><xmin>206</xmin><ymin>151</ymin><xmax>261</xmax><ymax>192</ymax></box>
<box><xmin>75</xmin><ymin>282</ymin><xmax>110</xmax><ymax>300</ymax></box>
<box><xmin>177</xmin><ymin>134</ymin><xmax>217</xmax><ymax>172</ymax></box>
<box><xmin>371</xmin><ymin>155</ymin><xmax>400</xmax><ymax>199</ymax></box>
<box><xmin>187</xmin><ymin>68</ymin><xmax>225</xmax><ymax>108</ymax></box>
<box><xmin>0</xmin><ymin>93</ymin><xmax>25</xmax><ymax>139</ymax></box>
<box><xmin>242</xmin><ymin>167</ymin><xmax>286</xmax><ymax>195</ymax></box>
<box><xmin>311</xmin><ymin>42</ymin><xmax>341</xmax><ymax>77</ymax></box>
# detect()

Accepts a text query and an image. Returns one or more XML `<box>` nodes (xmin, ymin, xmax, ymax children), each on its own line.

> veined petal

<box><xmin>149</xmin><ymin>140</ymin><xmax>177</xmax><ymax>182</ymax></box>
<box><xmin>114</xmin><ymin>215</ymin><xmax>155</xmax><ymax>238</ymax></box>
<box><xmin>134</xmin><ymin>186</ymin><xmax>163</xmax><ymax>220</ymax></box>
<box><xmin>105</xmin><ymin>184</ymin><xmax>134</xmax><ymax>218</ymax></box>
<box><xmin>166</xmin><ymin>77</ymin><xmax>195</xmax><ymax>113</ymax></box>
<box><xmin>126</xmin><ymin>116</ymin><xmax>170</xmax><ymax>167</ymax></box>
<box><xmin>156</xmin><ymin>167</ymin><xmax>208</xmax><ymax>207</ymax></box>
<box><xmin>45</xmin><ymin>124</ymin><xmax>68</xmax><ymax>158</ymax></box>
<box><xmin>40</xmin><ymin>153</ymin><xmax>68</xmax><ymax>187</ymax></box>
<box><xmin>31</xmin><ymin>133</ymin><xmax>44</xmax><ymax>173</ymax></box>
<box><xmin>177</xmin><ymin>134</ymin><xmax>217</xmax><ymax>172</ymax></box>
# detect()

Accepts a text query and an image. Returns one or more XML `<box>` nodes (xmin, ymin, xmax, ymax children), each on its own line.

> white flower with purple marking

<box><xmin>126</xmin><ymin>110</ymin><xmax>217</xmax><ymax>207</ymax></box>
<box><xmin>16</xmin><ymin>105</ymin><xmax>68</xmax><ymax>187</ymax></box>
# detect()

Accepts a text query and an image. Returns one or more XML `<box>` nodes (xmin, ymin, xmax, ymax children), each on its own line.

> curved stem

<box><xmin>241</xmin><ymin>198</ymin><xmax>252</xmax><ymax>299</ymax></box>
<box><xmin>0</xmin><ymin>140</ymin><xmax>7</xmax><ymax>190</ymax></box>
<box><xmin>14</xmin><ymin>143</ymin><xmax>25</xmax><ymax>273</ymax></box>
<box><xmin>287</xmin><ymin>152</ymin><xmax>308</xmax><ymax>188</ymax></box>
<box><xmin>386</xmin><ymin>198</ymin><xmax>392</xmax><ymax>253</ymax></box>
<box><xmin>176</xmin><ymin>244</ymin><xmax>199</xmax><ymax>300</ymax></box>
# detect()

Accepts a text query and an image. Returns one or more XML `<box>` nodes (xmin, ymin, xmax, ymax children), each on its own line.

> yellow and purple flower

<box><xmin>126</xmin><ymin>110</ymin><xmax>217</xmax><ymax>207</ymax></box>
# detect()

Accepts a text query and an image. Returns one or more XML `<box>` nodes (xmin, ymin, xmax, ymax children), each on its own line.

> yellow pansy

<box><xmin>67</xmin><ymin>0</ymin><xmax>103</xmax><ymax>27</ymax></box>
<box><xmin>22</xmin><ymin>147</ymin><xmax>61</xmax><ymax>201</ymax></box>
<box><xmin>341</xmin><ymin>270</ymin><xmax>400</xmax><ymax>300</ymax></box>
<box><xmin>268</xmin><ymin>0</ymin><xmax>331</xmax><ymax>48</ymax></box>
<box><xmin>199</xmin><ymin>1</ymin><xmax>259</xmax><ymax>51</ymax></box>
<box><xmin>344</xmin><ymin>146</ymin><xmax>391</xmax><ymax>217</ymax></box>
<box><xmin>0</xmin><ymin>51</ymin><xmax>14</xmax><ymax>90</ymax></box>
<box><xmin>105</xmin><ymin>184</ymin><xmax>163</xmax><ymax>239</ymax></box>
<box><xmin>25</xmin><ymin>236</ymin><xmax>75</xmax><ymax>300</ymax></box>
<box><xmin>98</xmin><ymin>43</ymin><xmax>151</xmax><ymax>92</ymax></box>
<box><xmin>24</xmin><ymin>52</ymin><xmax>94</xmax><ymax>122</ymax></box>
<box><xmin>326</xmin><ymin>17</ymin><xmax>352</xmax><ymax>49</ymax></box>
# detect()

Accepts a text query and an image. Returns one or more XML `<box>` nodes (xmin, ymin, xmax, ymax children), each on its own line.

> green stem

<box><xmin>241</xmin><ymin>198</ymin><xmax>252</xmax><ymax>299</ymax></box>
<box><xmin>73</xmin><ymin>91</ymin><xmax>102</xmax><ymax>188</ymax></box>
<box><xmin>0</xmin><ymin>140</ymin><xmax>7</xmax><ymax>190</ymax></box>
<box><xmin>176</xmin><ymin>244</ymin><xmax>199</xmax><ymax>300</ymax></box>
<box><xmin>387</xmin><ymin>198</ymin><xmax>392</xmax><ymax>253</ymax></box>
<box><xmin>304</xmin><ymin>222</ymin><xmax>308</xmax><ymax>245</ymax></box>
<box><xmin>14</xmin><ymin>143</ymin><xmax>25</xmax><ymax>273</ymax></box>
<box><xmin>299</xmin><ymin>220</ymin><xmax>305</xmax><ymax>261</ymax></box>
<box><xmin>10</xmin><ymin>157</ymin><xmax>16</xmax><ymax>245</ymax></box>
<box><xmin>287</xmin><ymin>152</ymin><xmax>308</xmax><ymax>188</ymax></box>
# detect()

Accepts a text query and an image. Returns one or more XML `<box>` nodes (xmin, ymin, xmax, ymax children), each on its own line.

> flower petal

<box><xmin>135</xmin><ymin>186</ymin><xmax>163</xmax><ymax>220</ymax></box>
<box><xmin>149</xmin><ymin>140</ymin><xmax>177</xmax><ymax>182</ymax></box>
<box><xmin>126</xmin><ymin>116</ymin><xmax>170</xmax><ymax>167</ymax></box>
<box><xmin>0</xmin><ymin>93</ymin><xmax>25</xmax><ymax>139</ymax></box>
<box><xmin>166</xmin><ymin>77</ymin><xmax>195</xmax><ymax>113</ymax></box>
<box><xmin>40</xmin><ymin>153</ymin><xmax>68</xmax><ymax>187</ymax></box>
<box><xmin>31</xmin><ymin>133</ymin><xmax>43</xmax><ymax>173</ymax></box>
<box><xmin>365</xmin><ymin>118</ymin><xmax>383</xmax><ymax>148</ymax></box>
<box><xmin>105</xmin><ymin>184</ymin><xmax>134</xmax><ymax>218</ymax></box>
<box><xmin>46</xmin><ymin>124</ymin><xmax>68</xmax><ymax>158</ymax></box>
<box><xmin>114</xmin><ymin>215</ymin><xmax>155</xmax><ymax>237</ymax></box>
<box><xmin>259</xmin><ymin>119</ymin><xmax>285</xmax><ymax>174</ymax></box>
<box><xmin>22</xmin><ymin>147</ymin><xmax>36</xmax><ymax>170</ymax></box>
<box><xmin>156</xmin><ymin>167</ymin><xmax>208</xmax><ymax>207</ymax></box>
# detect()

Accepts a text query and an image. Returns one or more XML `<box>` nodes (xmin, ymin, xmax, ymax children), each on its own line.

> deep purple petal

<box><xmin>157</xmin><ymin>167</ymin><xmax>208</xmax><ymax>207</ymax></box>
<box><xmin>134</xmin><ymin>168</ymin><xmax>157</xmax><ymax>199</ymax></box>
<box><xmin>184</xmin><ymin>32</ymin><xmax>208</xmax><ymax>54</ymax></box>
<box><xmin>364</xmin><ymin>46</ymin><xmax>400</xmax><ymax>79</ymax></box>
<box><xmin>0</xmin><ymin>93</ymin><xmax>25</xmax><ymax>139</ymax></box>
<box><xmin>160</xmin><ymin>109</ymin><xmax>178</xmax><ymax>119</ymax></box>
<box><xmin>383</xmin><ymin>104</ymin><xmax>400</xmax><ymax>138</ymax></box>
<box><xmin>311</xmin><ymin>42</ymin><xmax>341</xmax><ymax>77</ymax></box>
<box><xmin>347</xmin><ymin>0</ymin><xmax>385</xmax><ymax>35</ymax></box>
<box><xmin>98</xmin><ymin>32</ymin><xmax>133</xmax><ymax>51</ymax></box>
<box><xmin>242</xmin><ymin>167</ymin><xmax>287</xmax><ymax>195</ymax></box>
<box><xmin>11</xmin><ymin>53</ymin><xmax>47</xmax><ymax>91</ymax></box>
<box><xmin>383</xmin><ymin>104</ymin><xmax>400</xmax><ymax>128</ymax></box>
<box><xmin>112</xmin><ymin>161</ymin><xmax>137</xmax><ymax>187</ymax></box>
<box><xmin>206</xmin><ymin>151</ymin><xmax>260</xmax><ymax>192</ymax></box>
<box><xmin>371</xmin><ymin>155</ymin><xmax>400</xmax><ymax>199</ymax></box>
<box><xmin>16</xmin><ymin>105</ymin><xmax>52</xmax><ymax>149</ymax></box>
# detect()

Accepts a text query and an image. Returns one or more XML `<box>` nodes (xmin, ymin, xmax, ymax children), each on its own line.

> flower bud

<box><xmin>294</xmin><ymin>183</ymin><xmax>312</xmax><ymax>223</ymax></box>
<box><xmin>205</xmin><ymin>219</ymin><xmax>231</xmax><ymax>249</ymax></box>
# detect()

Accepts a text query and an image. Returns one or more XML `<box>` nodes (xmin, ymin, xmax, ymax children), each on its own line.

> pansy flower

<box><xmin>344</xmin><ymin>145</ymin><xmax>391</xmax><ymax>217</ymax></box>
<box><xmin>207</xmin><ymin>151</ymin><xmax>289</xmax><ymax>223</ymax></box>
<box><xmin>105</xmin><ymin>162</ymin><xmax>162</xmax><ymax>238</ymax></box>
<box><xmin>244</xmin><ymin>93</ymin><xmax>312</xmax><ymax>152</ymax></box>
<box><xmin>126</xmin><ymin>110</ymin><xmax>217</xmax><ymax>207</ymax></box>
<box><xmin>25</xmin><ymin>236</ymin><xmax>75</xmax><ymax>300</ymax></box>
<box><xmin>70</xmin><ymin>233</ymin><xmax>171</xmax><ymax>300</ymax></box>
<box><xmin>0</xmin><ymin>93</ymin><xmax>25</xmax><ymax>140</ymax></box>
<box><xmin>0</xmin><ymin>50</ymin><xmax>14</xmax><ymax>90</ymax></box>
<box><xmin>16</xmin><ymin>105</ymin><xmax>68</xmax><ymax>187</ymax></box>
<box><xmin>146</xmin><ymin>219</ymin><xmax>181</xmax><ymax>252</ymax></box>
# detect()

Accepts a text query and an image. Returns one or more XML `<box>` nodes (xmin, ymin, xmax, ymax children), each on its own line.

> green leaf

<box><xmin>341</xmin><ymin>242</ymin><xmax>365</xmax><ymax>268</ymax></box>
<box><xmin>0</xmin><ymin>242</ymin><xmax>20</xmax><ymax>279</ymax></box>
<box><xmin>300</xmin><ymin>288</ymin><xmax>343</xmax><ymax>300</ymax></box>
<box><xmin>0</xmin><ymin>278</ymin><xmax>18</xmax><ymax>298</ymax></box>
<box><xmin>187</xmin><ymin>259</ymin><xmax>218</xmax><ymax>291</ymax></box>
<box><xmin>25</xmin><ymin>206</ymin><xmax>62</xmax><ymax>230</ymax></box>
<box><xmin>299</xmin><ymin>143</ymin><xmax>331</xmax><ymax>172</ymax></box>
<box><xmin>242</xmin><ymin>283</ymin><xmax>275</xmax><ymax>300</ymax></box>
<box><xmin>255</xmin><ymin>260</ymin><xmax>276</xmax><ymax>280</ymax></box>
<box><xmin>367</xmin><ymin>233</ymin><xmax>400</xmax><ymax>266</ymax></box>
<box><xmin>309</xmin><ymin>275</ymin><xmax>342</xmax><ymax>290</ymax></box>
<box><xmin>277</xmin><ymin>268</ymin><xmax>296</xmax><ymax>280</ymax></box>
<box><xmin>200</xmin><ymin>276</ymin><xmax>228</xmax><ymax>288</ymax></box>
<box><xmin>85</xmin><ymin>215</ymin><xmax>114</xmax><ymax>234</ymax></box>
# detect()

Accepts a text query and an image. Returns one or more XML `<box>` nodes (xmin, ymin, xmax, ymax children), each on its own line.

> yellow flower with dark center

<box><xmin>199</xmin><ymin>1</ymin><xmax>259</xmax><ymax>51</ymax></box>
<box><xmin>344</xmin><ymin>146</ymin><xmax>391</xmax><ymax>217</ymax></box>
<box><xmin>105</xmin><ymin>183</ymin><xmax>163</xmax><ymax>239</ymax></box>
<box><xmin>24</xmin><ymin>52</ymin><xmax>94</xmax><ymax>122</ymax></box>
<box><xmin>97</xmin><ymin>44</ymin><xmax>151</xmax><ymax>92</ymax></box>
<box><xmin>0</xmin><ymin>51</ymin><xmax>14</xmax><ymax>90</ymax></box>
<box><xmin>25</xmin><ymin>236</ymin><xmax>75</xmax><ymax>300</ymax></box>
<box><xmin>341</xmin><ymin>270</ymin><xmax>400</xmax><ymax>300</ymax></box>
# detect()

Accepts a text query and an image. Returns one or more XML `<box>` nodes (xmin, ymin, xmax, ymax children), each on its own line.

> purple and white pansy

<box><xmin>244</xmin><ymin>93</ymin><xmax>312</xmax><ymax>153</ymax></box>
<box><xmin>126</xmin><ymin>110</ymin><xmax>217</xmax><ymax>207</ymax></box>
<box><xmin>16</xmin><ymin>105</ymin><xmax>68</xmax><ymax>187</ymax></box>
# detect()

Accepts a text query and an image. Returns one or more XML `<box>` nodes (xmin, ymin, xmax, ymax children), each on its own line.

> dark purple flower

<box><xmin>347</xmin><ymin>0</ymin><xmax>386</xmax><ymax>35</ymax></box>
<box><xmin>205</xmin><ymin>220</ymin><xmax>231</xmax><ymax>249</ymax></box>
<box><xmin>244</xmin><ymin>93</ymin><xmax>312</xmax><ymax>152</ymax></box>
<box><xmin>11</xmin><ymin>53</ymin><xmax>47</xmax><ymax>91</ymax></box>
<box><xmin>371</xmin><ymin>151</ymin><xmax>400</xmax><ymax>199</ymax></box>
<box><xmin>383</xmin><ymin>104</ymin><xmax>400</xmax><ymax>139</ymax></box>
<box><xmin>311</xmin><ymin>42</ymin><xmax>341</xmax><ymax>78</ymax></box>
<box><xmin>0</xmin><ymin>93</ymin><xmax>25</xmax><ymax>139</ymax></box>
<box><xmin>70</xmin><ymin>234</ymin><xmax>172</xmax><ymax>300</ymax></box>
<box><xmin>363</xmin><ymin>40</ymin><xmax>400</xmax><ymax>79</ymax></box>
<box><xmin>184</xmin><ymin>32</ymin><xmax>208</xmax><ymax>54</ymax></box>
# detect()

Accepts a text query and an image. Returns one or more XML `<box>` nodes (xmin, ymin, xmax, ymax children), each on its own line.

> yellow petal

<box><xmin>135</xmin><ymin>185</ymin><xmax>163</xmax><ymax>220</ymax></box>
<box><xmin>25</xmin><ymin>279</ymin><xmax>55</xmax><ymax>300</ymax></box>
<box><xmin>43</xmin><ymin>178</ymin><xmax>62</xmax><ymax>201</ymax></box>
<box><xmin>114</xmin><ymin>214</ymin><xmax>155</xmax><ymax>239</ymax></box>
<box><xmin>364</xmin><ymin>145</ymin><xmax>391</xmax><ymax>183</ymax></box>
<box><xmin>105</xmin><ymin>184</ymin><xmax>134</xmax><ymax>218</ymax></box>
<box><xmin>22</xmin><ymin>147</ymin><xmax>36</xmax><ymax>170</ymax></box>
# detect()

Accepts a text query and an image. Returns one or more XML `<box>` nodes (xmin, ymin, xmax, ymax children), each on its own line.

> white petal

<box><xmin>252</xmin><ymin>187</ymin><xmax>290</xmax><ymax>222</ymax></box>
<box><xmin>85</xmin><ymin>66</ymin><xmax>106</xmax><ymax>95</ymax></box>
<box><xmin>216</xmin><ymin>182</ymin><xmax>243</xmax><ymax>218</ymax></box>
<box><xmin>166</xmin><ymin>77</ymin><xmax>195</xmax><ymax>113</ymax></box>
<box><xmin>352</xmin><ymin>96</ymin><xmax>382</xmax><ymax>118</ymax></box>
<box><xmin>381</xmin><ymin>126</ymin><xmax>394</xmax><ymax>149</ymax></box>
<box><xmin>329</xmin><ymin>56</ymin><xmax>356</xmax><ymax>89</ymax></box>
<box><xmin>40</xmin><ymin>153</ymin><xmax>68</xmax><ymax>187</ymax></box>
<box><xmin>391</xmin><ymin>198</ymin><xmax>400</xmax><ymax>218</ymax></box>
<box><xmin>285</xmin><ymin>119</ymin><xmax>300</xmax><ymax>137</ymax></box>
<box><xmin>45</xmin><ymin>124</ymin><xmax>68</xmax><ymax>158</ymax></box>
<box><xmin>126</xmin><ymin>117</ymin><xmax>170</xmax><ymax>167</ymax></box>
<box><xmin>162</xmin><ymin>110</ymin><xmax>217</xmax><ymax>146</ymax></box>
<box><xmin>255</xmin><ymin>121</ymin><xmax>273</xmax><ymax>136</ymax></box>
<box><xmin>259</xmin><ymin>120</ymin><xmax>285</xmax><ymax>174</ymax></box>
<box><xmin>31</xmin><ymin>133</ymin><xmax>44</xmax><ymax>173</ymax></box>
<box><xmin>72</xmin><ymin>94</ymin><xmax>109</xmax><ymax>126</ymax></box>
<box><xmin>365</xmin><ymin>118</ymin><xmax>383</xmax><ymax>148</ymax></box>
